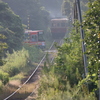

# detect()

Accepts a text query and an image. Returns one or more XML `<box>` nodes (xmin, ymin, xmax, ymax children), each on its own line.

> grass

<box><xmin>10</xmin><ymin>72</ymin><xmax>25</xmax><ymax>80</ymax></box>
<box><xmin>0</xmin><ymin>46</ymin><xmax>44</xmax><ymax>99</ymax></box>
<box><xmin>0</xmin><ymin>82</ymin><xmax>38</xmax><ymax>100</ymax></box>
<box><xmin>0</xmin><ymin>63</ymin><xmax>39</xmax><ymax>99</ymax></box>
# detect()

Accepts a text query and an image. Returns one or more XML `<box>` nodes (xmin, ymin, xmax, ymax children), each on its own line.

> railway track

<box><xmin>3</xmin><ymin>39</ymin><xmax>63</xmax><ymax>100</ymax></box>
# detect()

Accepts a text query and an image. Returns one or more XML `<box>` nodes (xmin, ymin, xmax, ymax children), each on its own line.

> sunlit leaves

<box><xmin>82</xmin><ymin>1</ymin><xmax>100</xmax><ymax>96</ymax></box>
<box><xmin>0</xmin><ymin>1</ymin><xmax>24</xmax><ymax>52</ymax></box>
<box><xmin>83</xmin><ymin>0</ymin><xmax>100</xmax><ymax>64</ymax></box>
<box><xmin>2</xmin><ymin>48</ymin><xmax>29</xmax><ymax>76</ymax></box>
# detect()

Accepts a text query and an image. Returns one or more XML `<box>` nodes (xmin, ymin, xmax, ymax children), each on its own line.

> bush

<box><xmin>37</xmin><ymin>30</ymin><xmax>97</xmax><ymax>100</ymax></box>
<box><xmin>0</xmin><ymin>81</ymin><xmax>3</xmax><ymax>91</ymax></box>
<box><xmin>0</xmin><ymin>70</ymin><xmax>9</xmax><ymax>85</ymax></box>
<box><xmin>2</xmin><ymin>48</ymin><xmax>29</xmax><ymax>76</ymax></box>
<box><xmin>23</xmin><ymin>44</ymin><xmax>44</xmax><ymax>63</ymax></box>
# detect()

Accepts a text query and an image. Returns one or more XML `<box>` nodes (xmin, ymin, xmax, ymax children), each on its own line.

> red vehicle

<box><xmin>50</xmin><ymin>18</ymin><xmax>68</xmax><ymax>38</ymax></box>
<box><xmin>24</xmin><ymin>30</ymin><xmax>45</xmax><ymax>48</ymax></box>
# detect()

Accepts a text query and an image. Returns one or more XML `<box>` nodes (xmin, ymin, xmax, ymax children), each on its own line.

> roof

<box><xmin>25</xmin><ymin>30</ymin><xmax>43</xmax><ymax>33</ymax></box>
<box><xmin>51</xmin><ymin>18</ymin><xmax>68</xmax><ymax>21</ymax></box>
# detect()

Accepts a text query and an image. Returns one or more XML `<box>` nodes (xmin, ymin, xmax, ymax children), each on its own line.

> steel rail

<box><xmin>49</xmin><ymin>40</ymin><xmax>55</xmax><ymax>50</ymax></box>
<box><xmin>24</xmin><ymin>40</ymin><xmax>57</xmax><ymax>100</ymax></box>
<box><xmin>50</xmin><ymin>39</ymin><xmax>63</xmax><ymax>63</ymax></box>
<box><xmin>4</xmin><ymin>40</ymin><xmax>55</xmax><ymax>100</ymax></box>
<box><xmin>24</xmin><ymin>39</ymin><xmax>63</xmax><ymax>100</ymax></box>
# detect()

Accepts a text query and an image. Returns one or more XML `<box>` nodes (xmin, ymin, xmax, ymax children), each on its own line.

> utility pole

<box><xmin>27</xmin><ymin>15</ymin><xmax>30</xmax><ymax>30</ymax></box>
<box><xmin>73</xmin><ymin>0</ymin><xmax>78</xmax><ymax>20</ymax></box>
<box><xmin>75</xmin><ymin>0</ymin><xmax>88</xmax><ymax>76</ymax></box>
<box><xmin>73</xmin><ymin>0</ymin><xmax>78</xmax><ymax>33</ymax></box>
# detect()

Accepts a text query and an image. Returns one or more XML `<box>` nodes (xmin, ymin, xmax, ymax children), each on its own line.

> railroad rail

<box><xmin>25</xmin><ymin>39</ymin><xmax>63</xmax><ymax>100</ymax></box>
<box><xmin>3</xmin><ymin>39</ymin><xmax>62</xmax><ymax>100</ymax></box>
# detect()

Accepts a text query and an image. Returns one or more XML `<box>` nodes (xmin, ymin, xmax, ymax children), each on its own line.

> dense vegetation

<box><xmin>40</xmin><ymin>0</ymin><xmax>63</xmax><ymax>17</ymax></box>
<box><xmin>0</xmin><ymin>1</ymin><xmax>24</xmax><ymax>89</ymax></box>
<box><xmin>62</xmin><ymin>0</ymin><xmax>88</xmax><ymax>18</ymax></box>
<box><xmin>3</xmin><ymin>0</ymin><xmax>50</xmax><ymax>32</ymax></box>
<box><xmin>0</xmin><ymin>1</ymin><xmax>24</xmax><ymax>53</ymax></box>
<box><xmin>0</xmin><ymin>0</ymin><xmax>45</xmax><ymax>92</ymax></box>
<box><xmin>0</xmin><ymin>0</ymin><xmax>100</xmax><ymax>99</ymax></box>
<box><xmin>37</xmin><ymin>29</ymin><xmax>96</xmax><ymax>100</ymax></box>
<box><xmin>3</xmin><ymin>0</ymin><xmax>53</xmax><ymax>47</ymax></box>
<box><xmin>83</xmin><ymin>0</ymin><xmax>100</xmax><ymax>97</ymax></box>
<box><xmin>37</xmin><ymin>0</ymin><xmax>100</xmax><ymax>100</ymax></box>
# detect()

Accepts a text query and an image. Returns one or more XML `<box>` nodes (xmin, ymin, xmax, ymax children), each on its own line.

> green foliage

<box><xmin>0</xmin><ymin>81</ymin><xmax>3</xmax><ymax>91</ymax></box>
<box><xmin>37</xmin><ymin>28</ymin><xmax>96</xmax><ymax>99</ymax></box>
<box><xmin>0</xmin><ymin>34</ymin><xmax>7</xmax><ymax>65</ymax></box>
<box><xmin>3</xmin><ymin>0</ymin><xmax>50</xmax><ymax>31</ymax></box>
<box><xmin>83</xmin><ymin>0</ymin><xmax>100</xmax><ymax>60</ymax></box>
<box><xmin>37</xmin><ymin>0</ymin><xmax>99</xmax><ymax>99</ymax></box>
<box><xmin>37</xmin><ymin>25</ymin><xmax>97</xmax><ymax>99</ymax></box>
<box><xmin>2</xmin><ymin>48</ymin><xmax>29</xmax><ymax>76</ymax></box>
<box><xmin>62</xmin><ymin>0</ymin><xmax>72</xmax><ymax>16</ymax></box>
<box><xmin>0</xmin><ymin>70</ymin><xmax>9</xmax><ymax>85</ymax></box>
<box><xmin>0</xmin><ymin>70</ymin><xmax>9</xmax><ymax>91</ymax></box>
<box><xmin>0</xmin><ymin>1</ymin><xmax>24</xmax><ymax>52</ymax></box>
<box><xmin>83</xmin><ymin>0</ymin><xmax>100</xmax><ymax>94</ymax></box>
<box><xmin>38</xmin><ymin>69</ymin><xmax>59</xmax><ymax>94</ymax></box>
<box><xmin>23</xmin><ymin>44</ymin><xmax>44</xmax><ymax>63</ymax></box>
<box><xmin>38</xmin><ymin>78</ymin><xmax>96</xmax><ymax>100</ymax></box>
<box><xmin>62</xmin><ymin>0</ymin><xmax>88</xmax><ymax>16</ymax></box>
<box><xmin>54</xmin><ymin>31</ymin><xmax>83</xmax><ymax>87</ymax></box>
<box><xmin>40</xmin><ymin>0</ymin><xmax>63</xmax><ymax>17</ymax></box>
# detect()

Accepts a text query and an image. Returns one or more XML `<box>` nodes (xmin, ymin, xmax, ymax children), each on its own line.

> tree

<box><xmin>40</xmin><ymin>0</ymin><xmax>63</xmax><ymax>17</ymax></box>
<box><xmin>82</xmin><ymin>0</ymin><xmax>100</xmax><ymax>98</ymax></box>
<box><xmin>62</xmin><ymin>0</ymin><xmax>88</xmax><ymax>17</ymax></box>
<box><xmin>0</xmin><ymin>1</ymin><xmax>24</xmax><ymax>52</ymax></box>
<box><xmin>0</xmin><ymin>33</ymin><xmax>7</xmax><ymax>65</ymax></box>
<box><xmin>83</xmin><ymin>0</ymin><xmax>100</xmax><ymax>79</ymax></box>
<box><xmin>3</xmin><ymin>0</ymin><xmax>50</xmax><ymax>31</ymax></box>
<box><xmin>37</xmin><ymin>29</ymin><xmax>96</xmax><ymax>100</ymax></box>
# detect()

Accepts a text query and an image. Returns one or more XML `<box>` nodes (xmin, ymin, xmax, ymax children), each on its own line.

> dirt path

<box><xmin>0</xmin><ymin>65</ymin><xmax>42</xmax><ymax>100</ymax></box>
